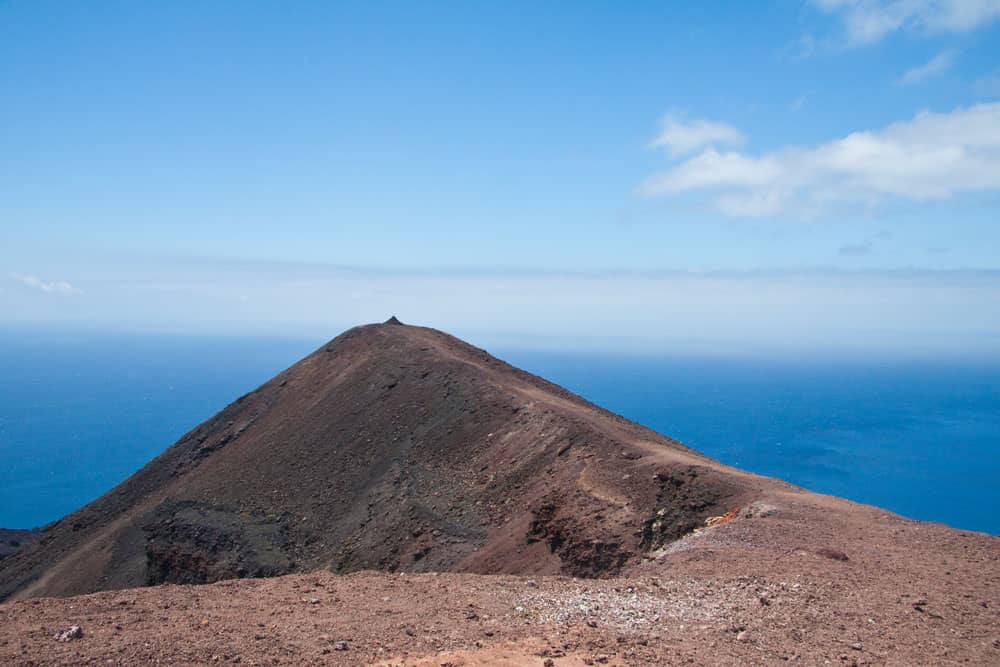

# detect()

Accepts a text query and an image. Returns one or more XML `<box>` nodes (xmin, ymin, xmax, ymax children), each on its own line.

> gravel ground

<box><xmin>2</xmin><ymin>558</ymin><xmax>997</xmax><ymax>666</ymax></box>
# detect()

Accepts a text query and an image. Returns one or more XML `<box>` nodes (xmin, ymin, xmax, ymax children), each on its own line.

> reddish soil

<box><xmin>0</xmin><ymin>319</ymin><xmax>998</xmax><ymax>664</ymax></box>
<box><xmin>2</xmin><ymin>536</ymin><xmax>998</xmax><ymax>667</ymax></box>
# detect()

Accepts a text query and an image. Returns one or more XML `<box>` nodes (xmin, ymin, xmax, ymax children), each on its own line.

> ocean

<box><xmin>1</xmin><ymin>331</ymin><xmax>998</xmax><ymax>535</ymax></box>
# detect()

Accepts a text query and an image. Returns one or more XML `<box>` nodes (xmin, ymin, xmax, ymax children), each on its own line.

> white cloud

<box><xmin>640</xmin><ymin>102</ymin><xmax>1000</xmax><ymax>218</ymax></box>
<box><xmin>640</xmin><ymin>149</ymin><xmax>783</xmax><ymax>194</ymax></box>
<box><xmin>649</xmin><ymin>116</ymin><xmax>744</xmax><ymax>156</ymax></box>
<box><xmin>814</xmin><ymin>0</ymin><xmax>1000</xmax><ymax>44</ymax></box>
<box><xmin>715</xmin><ymin>191</ymin><xmax>787</xmax><ymax>218</ymax></box>
<box><xmin>10</xmin><ymin>273</ymin><xmax>81</xmax><ymax>294</ymax></box>
<box><xmin>898</xmin><ymin>50</ymin><xmax>957</xmax><ymax>85</ymax></box>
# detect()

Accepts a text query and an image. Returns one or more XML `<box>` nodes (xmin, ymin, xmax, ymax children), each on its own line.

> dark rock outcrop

<box><xmin>0</xmin><ymin>529</ymin><xmax>38</xmax><ymax>562</ymax></box>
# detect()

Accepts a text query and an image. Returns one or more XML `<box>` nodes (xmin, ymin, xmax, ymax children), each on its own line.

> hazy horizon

<box><xmin>5</xmin><ymin>262</ymin><xmax>1000</xmax><ymax>358</ymax></box>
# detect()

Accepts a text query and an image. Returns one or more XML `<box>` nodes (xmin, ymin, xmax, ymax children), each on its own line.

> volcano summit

<box><xmin>1</xmin><ymin>320</ymin><xmax>997</xmax><ymax>665</ymax></box>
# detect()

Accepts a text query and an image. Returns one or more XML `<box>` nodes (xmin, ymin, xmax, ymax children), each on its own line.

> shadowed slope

<box><xmin>0</xmin><ymin>529</ymin><xmax>37</xmax><ymax>562</ymax></box>
<box><xmin>0</xmin><ymin>320</ymin><xmax>768</xmax><ymax>600</ymax></box>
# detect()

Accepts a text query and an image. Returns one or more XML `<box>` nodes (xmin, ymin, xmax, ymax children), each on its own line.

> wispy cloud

<box><xmin>648</xmin><ymin>115</ymin><xmax>744</xmax><ymax>156</ymax></box>
<box><xmin>898</xmin><ymin>50</ymin><xmax>957</xmax><ymax>85</ymax></box>
<box><xmin>838</xmin><ymin>242</ymin><xmax>873</xmax><ymax>256</ymax></box>
<box><xmin>639</xmin><ymin>102</ymin><xmax>1000</xmax><ymax>219</ymax></box>
<box><xmin>784</xmin><ymin>33</ymin><xmax>821</xmax><ymax>60</ymax></box>
<box><xmin>838</xmin><ymin>229</ymin><xmax>893</xmax><ymax>257</ymax></box>
<box><xmin>6</xmin><ymin>258</ymin><xmax>1000</xmax><ymax>357</ymax></box>
<box><xmin>813</xmin><ymin>0</ymin><xmax>1000</xmax><ymax>45</ymax></box>
<box><xmin>10</xmin><ymin>273</ymin><xmax>81</xmax><ymax>294</ymax></box>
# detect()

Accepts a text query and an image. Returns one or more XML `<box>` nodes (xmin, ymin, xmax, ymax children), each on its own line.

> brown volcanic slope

<box><xmin>0</xmin><ymin>319</ymin><xmax>998</xmax><ymax>664</ymax></box>
<box><xmin>0</xmin><ymin>529</ymin><xmax>37</xmax><ymax>562</ymax></box>
<box><xmin>0</xmin><ymin>318</ymin><xmax>761</xmax><ymax>600</ymax></box>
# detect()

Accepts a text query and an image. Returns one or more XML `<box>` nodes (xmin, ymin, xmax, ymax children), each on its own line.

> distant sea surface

<box><xmin>1</xmin><ymin>331</ymin><xmax>998</xmax><ymax>534</ymax></box>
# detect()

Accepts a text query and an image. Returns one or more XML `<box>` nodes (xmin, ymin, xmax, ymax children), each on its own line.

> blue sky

<box><xmin>2</xmin><ymin>1</ymin><xmax>1000</xmax><ymax>354</ymax></box>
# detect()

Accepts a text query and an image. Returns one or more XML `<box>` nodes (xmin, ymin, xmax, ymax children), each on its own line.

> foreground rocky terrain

<box><xmin>2</xmin><ymin>516</ymin><xmax>998</xmax><ymax>666</ymax></box>
<box><xmin>1</xmin><ymin>319</ymin><xmax>997</xmax><ymax>664</ymax></box>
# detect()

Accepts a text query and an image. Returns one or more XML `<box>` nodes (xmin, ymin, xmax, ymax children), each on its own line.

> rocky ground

<box><xmin>2</xmin><ymin>513</ymin><xmax>998</xmax><ymax>666</ymax></box>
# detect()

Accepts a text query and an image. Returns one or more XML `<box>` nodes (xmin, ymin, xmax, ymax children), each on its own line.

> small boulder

<box><xmin>740</xmin><ymin>502</ymin><xmax>779</xmax><ymax>519</ymax></box>
<box><xmin>816</xmin><ymin>547</ymin><xmax>849</xmax><ymax>562</ymax></box>
<box><xmin>54</xmin><ymin>625</ymin><xmax>83</xmax><ymax>642</ymax></box>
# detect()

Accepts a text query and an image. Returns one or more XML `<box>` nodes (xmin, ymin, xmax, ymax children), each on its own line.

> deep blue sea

<box><xmin>1</xmin><ymin>331</ymin><xmax>998</xmax><ymax>535</ymax></box>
